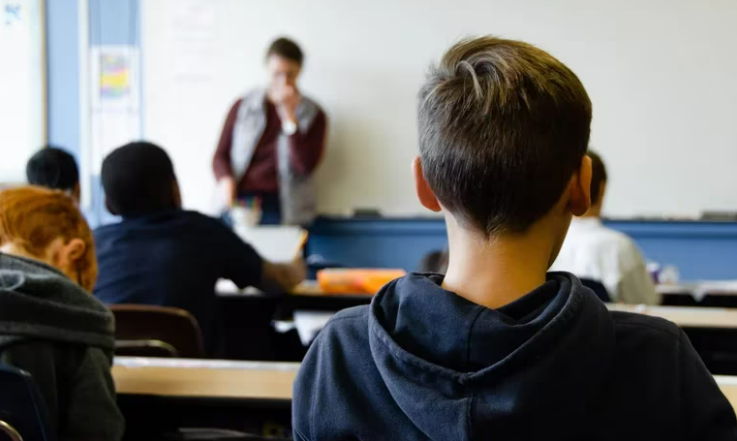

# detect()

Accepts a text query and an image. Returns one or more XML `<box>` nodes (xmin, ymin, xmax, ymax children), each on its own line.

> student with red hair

<box><xmin>0</xmin><ymin>186</ymin><xmax>123</xmax><ymax>441</ymax></box>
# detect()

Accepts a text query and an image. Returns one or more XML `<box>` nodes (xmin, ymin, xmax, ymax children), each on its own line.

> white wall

<box><xmin>0</xmin><ymin>0</ymin><xmax>45</xmax><ymax>183</ymax></box>
<box><xmin>142</xmin><ymin>0</ymin><xmax>737</xmax><ymax>218</ymax></box>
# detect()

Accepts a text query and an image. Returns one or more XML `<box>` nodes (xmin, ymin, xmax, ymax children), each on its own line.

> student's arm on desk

<box><xmin>218</xmin><ymin>220</ymin><xmax>305</xmax><ymax>292</ymax></box>
<box><xmin>258</xmin><ymin>259</ymin><xmax>306</xmax><ymax>293</ymax></box>
<box><xmin>679</xmin><ymin>329</ymin><xmax>737</xmax><ymax>439</ymax></box>
<box><xmin>617</xmin><ymin>240</ymin><xmax>661</xmax><ymax>305</ymax></box>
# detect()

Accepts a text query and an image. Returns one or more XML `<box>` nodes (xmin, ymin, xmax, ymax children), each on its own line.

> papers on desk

<box><xmin>215</xmin><ymin>279</ymin><xmax>264</xmax><ymax>295</ymax></box>
<box><xmin>215</xmin><ymin>279</ymin><xmax>319</xmax><ymax>296</ymax></box>
<box><xmin>294</xmin><ymin>311</ymin><xmax>334</xmax><ymax>345</ymax></box>
<box><xmin>233</xmin><ymin>224</ymin><xmax>307</xmax><ymax>263</ymax></box>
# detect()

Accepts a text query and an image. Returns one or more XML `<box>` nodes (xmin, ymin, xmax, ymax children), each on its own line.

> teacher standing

<box><xmin>213</xmin><ymin>37</ymin><xmax>328</xmax><ymax>225</ymax></box>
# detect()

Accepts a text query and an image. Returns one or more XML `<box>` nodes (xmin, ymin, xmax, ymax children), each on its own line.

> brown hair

<box><xmin>418</xmin><ymin>36</ymin><xmax>592</xmax><ymax>236</ymax></box>
<box><xmin>266</xmin><ymin>37</ymin><xmax>304</xmax><ymax>65</ymax></box>
<box><xmin>0</xmin><ymin>186</ymin><xmax>97</xmax><ymax>291</ymax></box>
<box><xmin>588</xmin><ymin>150</ymin><xmax>608</xmax><ymax>205</ymax></box>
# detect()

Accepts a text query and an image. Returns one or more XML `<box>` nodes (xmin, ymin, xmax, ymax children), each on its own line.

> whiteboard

<box><xmin>142</xmin><ymin>0</ymin><xmax>737</xmax><ymax>218</ymax></box>
<box><xmin>0</xmin><ymin>0</ymin><xmax>45</xmax><ymax>183</ymax></box>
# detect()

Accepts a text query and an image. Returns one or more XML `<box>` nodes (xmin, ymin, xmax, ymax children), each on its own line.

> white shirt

<box><xmin>550</xmin><ymin>217</ymin><xmax>660</xmax><ymax>305</ymax></box>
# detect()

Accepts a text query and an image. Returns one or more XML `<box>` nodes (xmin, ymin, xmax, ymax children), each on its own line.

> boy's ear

<box><xmin>105</xmin><ymin>199</ymin><xmax>118</xmax><ymax>216</ymax></box>
<box><xmin>568</xmin><ymin>155</ymin><xmax>592</xmax><ymax>216</ymax></box>
<box><xmin>412</xmin><ymin>157</ymin><xmax>441</xmax><ymax>212</ymax></box>
<box><xmin>63</xmin><ymin>238</ymin><xmax>87</xmax><ymax>262</ymax></box>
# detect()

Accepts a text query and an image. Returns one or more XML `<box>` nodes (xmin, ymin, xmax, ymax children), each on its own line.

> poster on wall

<box><xmin>89</xmin><ymin>45</ymin><xmax>141</xmax><ymax>174</ymax></box>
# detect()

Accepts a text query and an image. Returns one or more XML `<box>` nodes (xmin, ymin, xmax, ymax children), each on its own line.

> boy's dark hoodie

<box><xmin>0</xmin><ymin>253</ymin><xmax>124</xmax><ymax>441</ymax></box>
<box><xmin>293</xmin><ymin>272</ymin><xmax>737</xmax><ymax>440</ymax></box>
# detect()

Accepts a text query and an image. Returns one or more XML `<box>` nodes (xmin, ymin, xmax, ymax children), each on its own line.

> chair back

<box><xmin>110</xmin><ymin>305</ymin><xmax>204</xmax><ymax>358</ymax></box>
<box><xmin>0</xmin><ymin>364</ymin><xmax>53</xmax><ymax>441</ymax></box>
<box><xmin>580</xmin><ymin>278</ymin><xmax>611</xmax><ymax>303</ymax></box>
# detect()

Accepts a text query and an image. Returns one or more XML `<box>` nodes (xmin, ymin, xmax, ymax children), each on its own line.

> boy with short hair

<box><xmin>26</xmin><ymin>146</ymin><xmax>81</xmax><ymax>203</ymax></box>
<box><xmin>551</xmin><ymin>151</ymin><xmax>660</xmax><ymax>304</ymax></box>
<box><xmin>293</xmin><ymin>36</ymin><xmax>736</xmax><ymax>440</ymax></box>
<box><xmin>94</xmin><ymin>142</ymin><xmax>305</xmax><ymax>354</ymax></box>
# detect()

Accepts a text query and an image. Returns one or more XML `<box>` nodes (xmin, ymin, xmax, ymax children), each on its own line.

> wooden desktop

<box><xmin>114</xmin><ymin>357</ymin><xmax>737</xmax><ymax>414</ymax></box>
<box><xmin>113</xmin><ymin>357</ymin><xmax>298</xmax><ymax>401</ymax></box>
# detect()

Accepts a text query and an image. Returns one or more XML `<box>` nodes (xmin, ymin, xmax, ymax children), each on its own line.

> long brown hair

<box><xmin>0</xmin><ymin>186</ymin><xmax>97</xmax><ymax>291</ymax></box>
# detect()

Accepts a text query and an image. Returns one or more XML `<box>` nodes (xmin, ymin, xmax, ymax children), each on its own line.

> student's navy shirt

<box><xmin>293</xmin><ymin>272</ymin><xmax>737</xmax><ymax>440</ymax></box>
<box><xmin>93</xmin><ymin>210</ymin><xmax>262</xmax><ymax>346</ymax></box>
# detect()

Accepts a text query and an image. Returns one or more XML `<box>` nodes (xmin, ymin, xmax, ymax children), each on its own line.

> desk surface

<box><xmin>608</xmin><ymin>305</ymin><xmax>737</xmax><ymax>329</ymax></box>
<box><xmin>657</xmin><ymin>281</ymin><xmax>737</xmax><ymax>297</ymax></box>
<box><xmin>216</xmin><ymin>280</ymin><xmax>373</xmax><ymax>312</ymax></box>
<box><xmin>716</xmin><ymin>376</ymin><xmax>737</xmax><ymax>410</ymax></box>
<box><xmin>113</xmin><ymin>357</ymin><xmax>298</xmax><ymax>400</ymax></box>
<box><xmin>114</xmin><ymin>357</ymin><xmax>737</xmax><ymax>411</ymax></box>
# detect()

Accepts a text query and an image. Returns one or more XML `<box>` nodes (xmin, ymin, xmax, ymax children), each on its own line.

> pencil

<box><xmin>293</xmin><ymin>230</ymin><xmax>309</xmax><ymax>260</ymax></box>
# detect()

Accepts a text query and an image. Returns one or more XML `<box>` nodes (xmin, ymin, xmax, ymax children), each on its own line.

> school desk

<box><xmin>113</xmin><ymin>357</ymin><xmax>297</xmax><ymax>436</ymax></box>
<box><xmin>607</xmin><ymin>305</ymin><xmax>737</xmax><ymax>329</ymax></box>
<box><xmin>214</xmin><ymin>279</ymin><xmax>737</xmax><ymax>372</ymax></box>
<box><xmin>113</xmin><ymin>357</ymin><xmax>298</xmax><ymax>399</ymax></box>
<box><xmin>607</xmin><ymin>305</ymin><xmax>737</xmax><ymax>375</ymax></box>
<box><xmin>213</xmin><ymin>281</ymin><xmax>371</xmax><ymax>360</ymax></box>
<box><xmin>216</xmin><ymin>279</ymin><xmax>373</xmax><ymax>311</ymax></box>
<box><xmin>113</xmin><ymin>357</ymin><xmax>737</xmax><ymax>416</ymax></box>
<box><xmin>716</xmin><ymin>376</ymin><xmax>737</xmax><ymax>411</ymax></box>
<box><xmin>657</xmin><ymin>282</ymin><xmax>737</xmax><ymax>308</ymax></box>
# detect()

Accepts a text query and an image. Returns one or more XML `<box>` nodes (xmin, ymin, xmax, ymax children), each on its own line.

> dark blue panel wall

<box><xmin>307</xmin><ymin>217</ymin><xmax>737</xmax><ymax>280</ymax></box>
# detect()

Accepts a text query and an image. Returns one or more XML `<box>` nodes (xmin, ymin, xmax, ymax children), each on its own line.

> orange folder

<box><xmin>317</xmin><ymin>268</ymin><xmax>407</xmax><ymax>295</ymax></box>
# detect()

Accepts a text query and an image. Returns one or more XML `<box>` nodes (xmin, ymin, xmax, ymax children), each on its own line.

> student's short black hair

<box><xmin>101</xmin><ymin>142</ymin><xmax>179</xmax><ymax>217</ymax></box>
<box><xmin>26</xmin><ymin>146</ymin><xmax>79</xmax><ymax>192</ymax></box>
<box><xmin>588</xmin><ymin>151</ymin><xmax>608</xmax><ymax>205</ymax></box>
<box><xmin>418</xmin><ymin>36</ymin><xmax>592</xmax><ymax>236</ymax></box>
<box><xmin>266</xmin><ymin>37</ymin><xmax>304</xmax><ymax>65</ymax></box>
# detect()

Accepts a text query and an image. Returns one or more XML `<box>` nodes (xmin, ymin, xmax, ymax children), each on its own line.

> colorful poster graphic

<box><xmin>99</xmin><ymin>53</ymin><xmax>131</xmax><ymax>99</ymax></box>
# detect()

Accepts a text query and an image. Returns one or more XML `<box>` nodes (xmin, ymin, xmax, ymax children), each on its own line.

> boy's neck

<box><xmin>441</xmin><ymin>218</ymin><xmax>555</xmax><ymax>310</ymax></box>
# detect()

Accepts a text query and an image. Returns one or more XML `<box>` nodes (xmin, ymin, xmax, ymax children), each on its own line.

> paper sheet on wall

<box><xmin>89</xmin><ymin>46</ymin><xmax>141</xmax><ymax>174</ymax></box>
<box><xmin>164</xmin><ymin>0</ymin><xmax>216</xmax><ymax>83</ymax></box>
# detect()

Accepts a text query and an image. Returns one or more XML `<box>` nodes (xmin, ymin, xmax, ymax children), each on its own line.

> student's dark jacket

<box><xmin>0</xmin><ymin>253</ymin><xmax>124</xmax><ymax>441</ymax></box>
<box><xmin>293</xmin><ymin>272</ymin><xmax>737</xmax><ymax>440</ymax></box>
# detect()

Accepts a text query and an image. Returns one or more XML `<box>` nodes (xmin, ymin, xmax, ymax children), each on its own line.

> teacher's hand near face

<box><xmin>276</xmin><ymin>85</ymin><xmax>302</xmax><ymax>124</ymax></box>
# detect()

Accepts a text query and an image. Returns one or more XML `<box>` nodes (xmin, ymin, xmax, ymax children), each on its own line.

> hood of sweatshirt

<box><xmin>368</xmin><ymin>272</ymin><xmax>615</xmax><ymax>438</ymax></box>
<box><xmin>0</xmin><ymin>253</ymin><xmax>115</xmax><ymax>351</ymax></box>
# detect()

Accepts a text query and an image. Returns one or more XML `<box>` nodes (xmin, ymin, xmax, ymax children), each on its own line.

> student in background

<box><xmin>550</xmin><ymin>151</ymin><xmax>660</xmax><ymax>305</ymax></box>
<box><xmin>293</xmin><ymin>36</ymin><xmax>735</xmax><ymax>440</ymax></box>
<box><xmin>94</xmin><ymin>142</ymin><xmax>306</xmax><ymax>353</ymax></box>
<box><xmin>26</xmin><ymin>146</ymin><xmax>81</xmax><ymax>204</ymax></box>
<box><xmin>0</xmin><ymin>187</ymin><xmax>123</xmax><ymax>441</ymax></box>
<box><xmin>213</xmin><ymin>37</ymin><xmax>327</xmax><ymax>225</ymax></box>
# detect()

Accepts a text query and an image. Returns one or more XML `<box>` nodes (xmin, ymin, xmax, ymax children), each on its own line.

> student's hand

<box><xmin>277</xmin><ymin>85</ymin><xmax>301</xmax><ymax>123</ymax></box>
<box><xmin>286</xmin><ymin>257</ymin><xmax>307</xmax><ymax>288</ymax></box>
<box><xmin>261</xmin><ymin>258</ymin><xmax>306</xmax><ymax>292</ymax></box>
<box><xmin>218</xmin><ymin>177</ymin><xmax>237</xmax><ymax>207</ymax></box>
